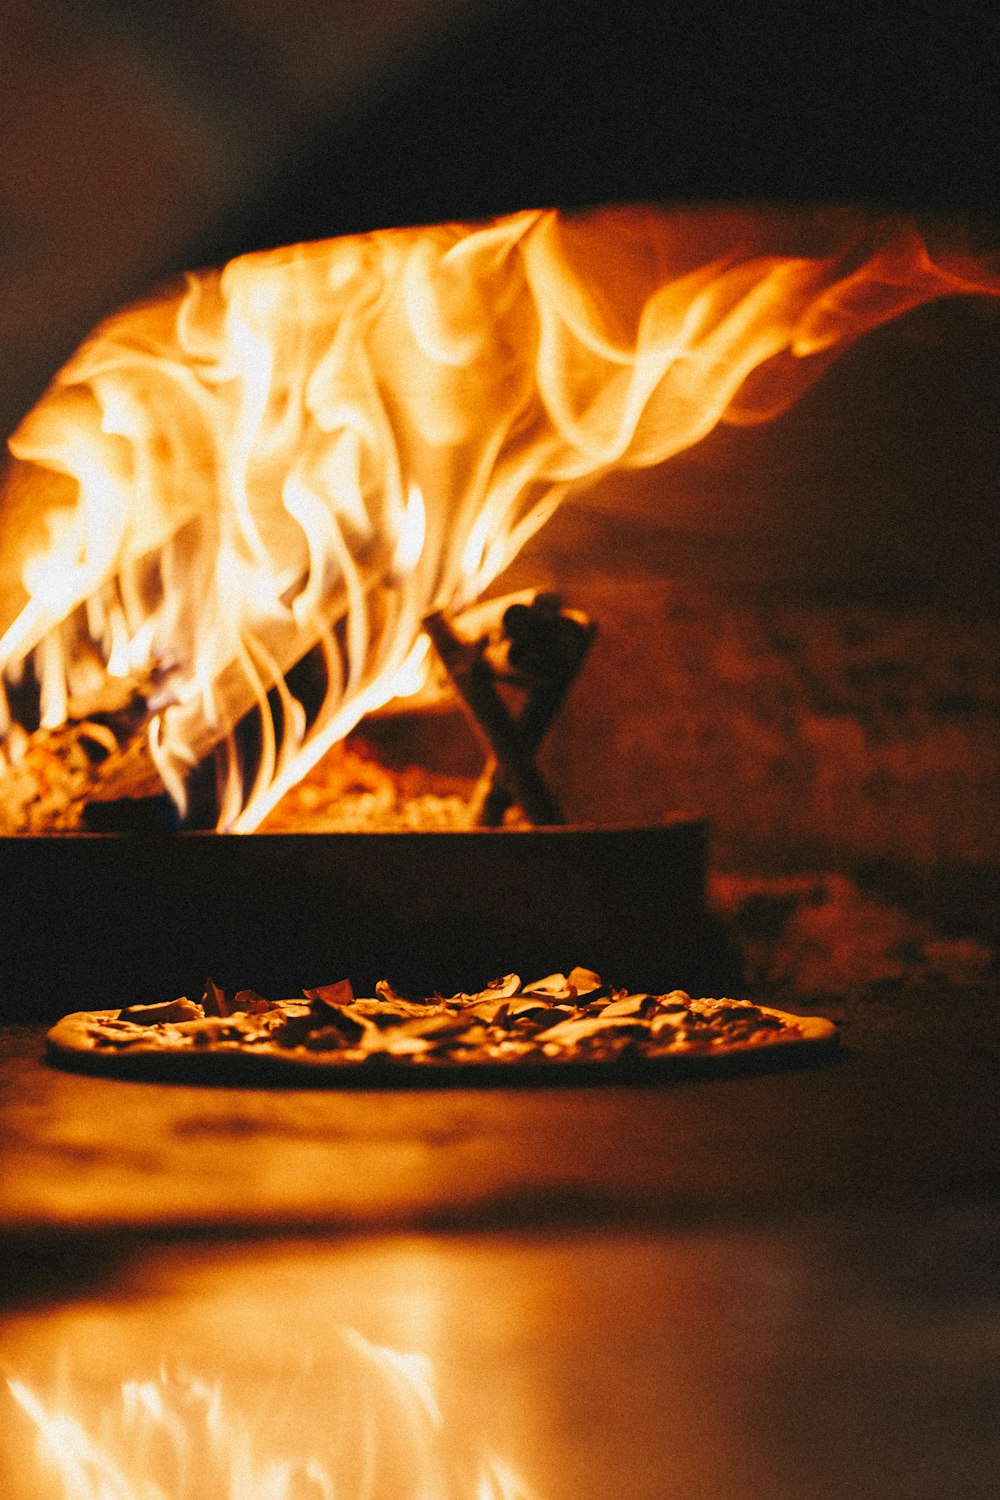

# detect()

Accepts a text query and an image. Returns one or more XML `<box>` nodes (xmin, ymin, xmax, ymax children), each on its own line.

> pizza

<box><xmin>45</xmin><ymin>967</ymin><xmax>837</xmax><ymax>1083</ymax></box>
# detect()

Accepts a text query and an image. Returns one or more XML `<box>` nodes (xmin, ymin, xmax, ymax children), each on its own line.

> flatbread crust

<box><xmin>45</xmin><ymin>970</ymin><xmax>838</xmax><ymax>1086</ymax></box>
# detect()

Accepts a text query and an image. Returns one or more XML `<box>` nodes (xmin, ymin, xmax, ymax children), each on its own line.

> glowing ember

<box><xmin>7</xmin><ymin>1333</ymin><xmax>534</xmax><ymax>1500</ymax></box>
<box><xmin>1</xmin><ymin>206</ymin><xmax>997</xmax><ymax>828</ymax></box>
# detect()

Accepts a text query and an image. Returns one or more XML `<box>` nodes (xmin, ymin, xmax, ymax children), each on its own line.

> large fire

<box><xmin>0</xmin><ymin>205</ymin><xmax>996</xmax><ymax>829</ymax></box>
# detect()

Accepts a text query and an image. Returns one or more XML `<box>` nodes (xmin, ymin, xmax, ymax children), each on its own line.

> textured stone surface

<box><xmin>541</xmin><ymin>576</ymin><xmax>1000</xmax><ymax>872</ymax></box>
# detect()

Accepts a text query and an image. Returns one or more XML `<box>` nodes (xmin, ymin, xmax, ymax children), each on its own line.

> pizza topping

<box><xmin>200</xmin><ymin>979</ymin><xmax>229</xmax><ymax>1017</ymax></box>
<box><xmin>118</xmin><ymin>998</ymin><xmax>203</xmax><ymax>1026</ymax></box>
<box><xmin>301</xmin><ymin>1025</ymin><xmax>363</xmax><ymax>1053</ymax></box>
<box><xmin>231</xmin><ymin>989</ymin><xmax>274</xmax><ymax>1015</ymax></box>
<box><xmin>303</xmin><ymin>979</ymin><xmax>356</xmax><ymax>1011</ymax></box>
<box><xmin>58</xmin><ymin>970</ymin><xmax>818</xmax><ymax>1067</ymax></box>
<box><xmin>177</xmin><ymin>1017</ymin><xmax>258</xmax><ymax>1046</ymax></box>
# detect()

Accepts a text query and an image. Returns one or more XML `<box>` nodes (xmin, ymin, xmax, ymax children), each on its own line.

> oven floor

<box><xmin>2</xmin><ymin>984</ymin><xmax>999</xmax><ymax>1234</ymax></box>
<box><xmin>3</xmin><ymin>1220</ymin><xmax>1000</xmax><ymax>1500</ymax></box>
<box><xmin>3</xmin><ymin>983</ymin><xmax>1000</xmax><ymax>1499</ymax></box>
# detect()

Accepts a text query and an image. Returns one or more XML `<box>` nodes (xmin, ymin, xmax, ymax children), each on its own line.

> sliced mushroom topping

<box><xmin>80</xmin><ymin>967</ymin><xmax>807</xmax><ymax>1066</ymax></box>
<box><xmin>231</xmin><ymin>989</ymin><xmax>274</xmax><ymax>1015</ymax></box>
<box><xmin>303</xmin><ymin>978</ymin><xmax>355</xmax><ymax>1011</ymax></box>
<box><xmin>118</xmin><ymin>998</ymin><xmax>203</xmax><ymax>1025</ymax></box>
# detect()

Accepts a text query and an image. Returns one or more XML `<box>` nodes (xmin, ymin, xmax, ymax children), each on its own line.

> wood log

<box><xmin>423</xmin><ymin>610</ymin><xmax>565</xmax><ymax>826</ymax></box>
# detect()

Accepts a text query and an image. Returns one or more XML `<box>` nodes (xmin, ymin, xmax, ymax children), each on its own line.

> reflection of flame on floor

<box><xmin>7</xmin><ymin>1330</ymin><xmax>534</xmax><ymax>1500</ymax></box>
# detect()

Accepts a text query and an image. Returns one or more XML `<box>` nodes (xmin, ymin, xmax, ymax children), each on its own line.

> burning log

<box><xmin>422</xmin><ymin>610</ymin><xmax>563</xmax><ymax>825</ymax></box>
<box><xmin>476</xmin><ymin>593</ymin><xmax>596</xmax><ymax>825</ymax></box>
<box><xmin>0</xmin><ymin>679</ymin><xmax>174</xmax><ymax>833</ymax></box>
<box><xmin>423</xmin><ymin>593</ymin><xmax>594</xmax><ymax>826</ymax></box>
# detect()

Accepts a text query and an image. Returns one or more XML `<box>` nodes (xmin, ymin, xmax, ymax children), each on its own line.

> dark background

<box><xmin>213</xmin><ymin>0</ymin><xmax>1000</xmax><ymax>253</ymax></box>
<box><xmin>3</xmin><ymin>0</ymin><xmax>1000</xmax><ymax>440</ymax></box>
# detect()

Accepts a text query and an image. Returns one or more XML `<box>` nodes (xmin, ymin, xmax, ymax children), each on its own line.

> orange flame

<box><xmin>0</xmin><ymin>206</ymin><xmax>996</xmax><ymax>828</ymax></box>
<box><xmin>7</xmin><ymin>1332</ymin><xmax>537</xmax><ymax>1499</ymax></box>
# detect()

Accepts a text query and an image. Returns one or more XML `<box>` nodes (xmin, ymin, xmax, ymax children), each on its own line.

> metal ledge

<box><xmin>0</xmin><ymin>818</ymin><xmax>710</xmax><ymax>1020</ymax></box>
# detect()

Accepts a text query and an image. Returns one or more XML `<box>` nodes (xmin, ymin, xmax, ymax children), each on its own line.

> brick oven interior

<box><xmin>2</xmin><ymin>4</ymin><xmax>1000</xmax><ymax>1497</ymax></box>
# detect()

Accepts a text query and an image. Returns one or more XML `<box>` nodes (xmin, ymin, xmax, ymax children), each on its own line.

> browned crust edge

<box><xmin>45</xmin><ymin>1006</ymin><xmax>839</xmax><ymax>1088</ymax></box>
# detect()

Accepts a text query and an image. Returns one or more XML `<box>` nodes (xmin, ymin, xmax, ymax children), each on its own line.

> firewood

<box><xmin>476</xmin><ymin>595</ymin><xmax>595</xmax><ymax>824</ymax></box>
<box><xmin>423</xmin><ymin>609</ymin><xmax>565</xmax><ymax>825</ymax></box>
